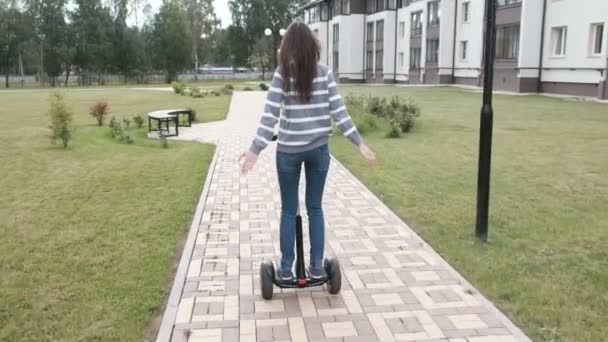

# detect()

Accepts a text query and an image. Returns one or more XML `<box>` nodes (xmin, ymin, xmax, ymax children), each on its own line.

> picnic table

<box><xmin>147</xmin><ymin>109</ymin><xmax>194</xmax><ymax>137</ymax></box>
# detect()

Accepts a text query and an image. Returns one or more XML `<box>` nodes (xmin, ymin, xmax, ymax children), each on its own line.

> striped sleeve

<box><xmin>249</xmin><ymin>68</ymin><xmax>285</xmax><ymax>155</ymax></box>
<box><xmin>327</xmin><ymin>69</ymin><xmax>363</xmax><ymax>146</ymax></box>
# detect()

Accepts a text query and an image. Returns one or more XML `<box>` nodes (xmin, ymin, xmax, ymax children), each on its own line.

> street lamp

<box><xmin>196</xmin><ymin>33</ymin><xmax>209</xmax><ymax>79</ymax></box>
<box><xmin>265</xmin><ymin>28</ymin><xmax>286</xmax><ymax>70</ymax></box>
<box><xmin>475</xmin><ymin>0</ymin><xmax>497</xmax><ymax>241</ymax></box>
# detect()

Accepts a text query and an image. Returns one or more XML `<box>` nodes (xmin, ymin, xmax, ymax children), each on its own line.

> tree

<box><xmin>111</xmin><ymin>0</ymin><xmax>140</xmax><ymax>82</ymax></box>
<box><xmin>0</xmin><ymin>3</ymin><xmax>33</xmax><ymax>88</ymax></box>
<box><xmin>179</xmin><ymin>0</ymin><xmax>217</xmax><ymax>78</ymax></box>
<box><xmin>225</xmin><ymin>0</ymin><xmax>302</xmax><ymax>68</ymax></box>
<box><xmin>70</xmin><ymin>0</ymin><xmax>113</xmax><ymax>85</ymax></box>
<box><xmin>151</xmin><ymin>0</ymin><xmax>192</xmax><ymax>83</ymax></box>
<box><xmin>248</xmin><ymin>38</ymin><xmax>270</xmax><ymax>79</ymax></box>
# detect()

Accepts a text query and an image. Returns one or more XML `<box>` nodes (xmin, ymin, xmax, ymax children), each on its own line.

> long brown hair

<box><xmin>279</xmin><ymin>21</ymin><xmax>321</xmax><ymax>102</ymax></box>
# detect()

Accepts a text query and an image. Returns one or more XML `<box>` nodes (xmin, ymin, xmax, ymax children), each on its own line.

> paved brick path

<box><xmin>156</xmin><ymin>92</ymin><xmax>529</xmax><ymax>342</ymax></box>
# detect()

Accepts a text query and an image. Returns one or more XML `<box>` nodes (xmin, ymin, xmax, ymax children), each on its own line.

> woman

<box><xmin>240</xmin><ymin>21</ymin><xmax>376</xmax><ymax>281</ymax></box>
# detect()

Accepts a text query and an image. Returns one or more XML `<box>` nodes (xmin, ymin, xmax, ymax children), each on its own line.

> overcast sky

<box><xmin>144</xmin><ymin>0</ymin><xmax>232</xmax><ymax>28</ymax></box>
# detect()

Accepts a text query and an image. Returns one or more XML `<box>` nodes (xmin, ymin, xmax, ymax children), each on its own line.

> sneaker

<box><xmin>278</xmin><ymin>268</ymin><xmax>294</xmax><ymax>282</ymax></box>
<box><xmin>308</xmin><ymin>267</ymin><xmax>327</xmax><ymax>280</ymax></box>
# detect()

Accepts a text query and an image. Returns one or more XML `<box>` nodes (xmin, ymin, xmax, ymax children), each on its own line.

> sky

<box><xmin>144</xmin><ymin>0</ymin><xmax>233</xmax><ymax>28</ymax></box>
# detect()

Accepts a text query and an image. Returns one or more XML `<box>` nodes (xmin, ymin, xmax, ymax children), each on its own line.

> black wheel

<box><xmin>324</xmin><ymin>257</ymin><xmax>342</xmax><ymax>295</ymax></box>
<box><xmin>260</xmin><ymin>261</ymin><xmax>275</xmax><ymax>300</ymax></box>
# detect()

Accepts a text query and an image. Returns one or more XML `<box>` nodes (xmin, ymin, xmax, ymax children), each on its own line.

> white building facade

<box><xmin>302</xmin><ymin>0</ymin><xmax>608</xmax><ymax>99</ymax></box>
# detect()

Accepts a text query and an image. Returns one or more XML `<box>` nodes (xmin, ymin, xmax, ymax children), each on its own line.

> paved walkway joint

<box><xmin>157</xmin><ymin>92</ymin><xmax>530</xmax><ymax>342</ymax></box>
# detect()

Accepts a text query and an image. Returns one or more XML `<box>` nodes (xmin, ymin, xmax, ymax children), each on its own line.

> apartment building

<box><xmin>301</xmin><ymin>0</ymin><xmax>608</xmax><ymax>99</ymax></box>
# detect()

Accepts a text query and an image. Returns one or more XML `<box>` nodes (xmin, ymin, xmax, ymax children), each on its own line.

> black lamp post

<box><xmin>475</xmin><ymin>0</ymin><xmax>497</xmax><ymax>241</ymax></box>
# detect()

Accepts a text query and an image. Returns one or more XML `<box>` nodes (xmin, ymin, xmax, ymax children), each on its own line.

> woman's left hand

<box><xmin>240</xmin><ymin>151</ymin><xmax>258</xmax><ymax>175</ymax></box>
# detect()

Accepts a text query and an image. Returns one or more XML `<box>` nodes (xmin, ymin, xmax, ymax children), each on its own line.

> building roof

<box><xmin>300</xmin><ymin>0</ymin><xmax>326</xmax><ymax>11</ymax></box>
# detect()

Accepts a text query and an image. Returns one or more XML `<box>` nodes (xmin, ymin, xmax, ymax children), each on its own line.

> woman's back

<box><xmin>252</xmin><ymin>64</ymin><xmax>362</xmax><ymax>155</ymax></box>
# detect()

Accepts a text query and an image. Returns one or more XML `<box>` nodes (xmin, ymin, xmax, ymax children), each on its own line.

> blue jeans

<box><xmin>276</xmin><ymin>144</ymin><xmax>330</xmax><ymax>274</ymax></box>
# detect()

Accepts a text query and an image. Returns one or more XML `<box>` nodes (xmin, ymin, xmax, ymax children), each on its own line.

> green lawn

<box><xmin>331</xmin><ymin>86</ymin><xmax>608</xmax><ymax>342</ymax></box>
<box><xmin>0</xmin><ymin>87</ymin><xmax>231</xmax><ymax>341</ymax></box>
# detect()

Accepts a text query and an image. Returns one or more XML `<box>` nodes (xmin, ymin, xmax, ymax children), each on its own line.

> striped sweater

<box><xmin>249</xmin><ymin>64</ymin><xmax>363</xmax><ymax>155</ymax></box>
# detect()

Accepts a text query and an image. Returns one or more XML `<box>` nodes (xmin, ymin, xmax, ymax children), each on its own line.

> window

<box><xmin>496</xmin><ymin>24</ymin><xmax>520</xmax><ymax>59</ymax></box>
<box><xmin>460</xmin><ymin>41</ymin><xmax>468</xmax><ymax>60</ymax></box>
<box><xmin>367</xmin><ymin>22</ymin><xmax>375</xmax><ymax>42</ymax></box>
<box><xmin>497</xmin><ymin>0</ymin><xmax>521</xmax><ymax>7</ymax></box>
<box><xmin>462</xmin><ymin>2</ymin><xmax>470</xmax><ymax>23</ymax></box>
<box><xmin>366</xmin><ymin>50</ymin><xmax>374</xmax><ymax>70</ymax></box>
<box><xmin>387</xmin><ymin>0</ymin><xmax>397</xmax><ymax>10</ymax></box>
<box><xmin>333</xmin><ymin>51</ymin><xmax>339</xmax><ymax>71</ymax></box>
<box><xmin>333</xmin><ymin>24</ymin><xmax>339</xmax><ymax>44</ymax></box>
<box><xmin>411</xmin><ymin>11</ymin><xmax>423</xmax><ymax>36</ymax></box>
<box><xmin>376</xmin><ymin>50</ymin><xmax>384</xmax><ymax>70</ymax></box>
<box><xmin>310</xmin><ymin>5</ymin><xmax>319</xmax><ymax>23</ymax></box>
<box><xmin>367</xmin><ymin>0</ymin><xmax>376</xmax><ymax>13</ymax></box>
<box><xmin>552</xmin><ymin>26</ymin><xmax>567</xmax><ymax>56</ymax></box>
<box><xmin>377</xmin><ymin>0</ymin><xmax>385</xmax><ymax>12</ymax></box>
<box><xmin>399</xmin><ymin>52</ymin><xmax>405</xmax><ymax>67</ymax></box>
<box><xmin>410</xmin><ymin>48</ymin><xmax>421</xmax><ymax>69</ymax></box>
<box><xmin>426</xmin><ymin>39</ymin><xmax>439</xmax><ymax>63</ymax></box>
<box><xmin>376</xmin><ymin>20</ymin><xmax>384</xmax><ymax>42</ymax></box>
<box><xmin>342</xmin><ymin>0</ymin><xmax>351</xmax><ymax>15</ymax></box>
<box><xmin>321</xmin><ymin>3</ymin><xmax>328</xmax><ymax>21</ymax></box>
<box><xmin>428</xmin><ymin>1</ymin><xmax>440</xmax><ymax>26</ymax></box>
<box><xmin>591</xmin><ymin>23</ymin><xmax>604</xmax><ymax>56</ymax></box>
<box><xmin>399</xmin><ymin>21</ymin><xmax>405</xmax><ymax>38</ymax></box>
<box><xmin>334</xmin><ymin>0</ymin><xmax>342</xmax><ymax>17</ymax></box>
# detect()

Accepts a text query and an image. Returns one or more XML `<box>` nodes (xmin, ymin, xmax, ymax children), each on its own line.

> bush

<box><xmin>133</xmin><ymin>114</ymin><xmax>144</xmax><ymax>128</ymax></box>
<box><xmin>90</xmin><ymin>99</ymin><xmax>109</xmax><ymax>126</ymax></box>
<box><xmin>160</xmin><ymin>136</ymin><xmax>169</xmax><ymax>148</ymax></box>
<box><xmin>224</xmin><ymin>84</ymin><xmax>234</xmax><ymax>90</ymax></box>
<box><xmin>187</xmin><ymin>108</ymin><xmax>197</xmax><ymax>122</ymax></box>
<box><xmin>190</xmin><ymin>86</ymin><xmax>206</xmax><ymax>98</ymax></box>
<box><xmin>171</xmin><ymin>81</ymin><xmax>186</xmax><ymax>94</ymax></box>
<box><xmin>242</xmin><ymin>86</ymin><xmax>254</xmax><ymax>91</ymax></box>
<box><xmin>221</xmin><ymin>87</ymin><xmax>233</xmax><ymax>95</ymax></box>
<box><xmin>122</xmin><ymin>117</ymin><xmax>131</xmax><ymax>130</ymax></box>
<box><xmin>48</xmin><ymin>92</ymin><xmax>74</xmax><ymax>148</ymax></box>
<box><xmin>109</xmin><ymin>119</ymin><xmax>123</xmax><ymax>139</ymax></box>
<box><xmin>122</xmin><ymin>134</ymin><xmax>135</xmax><ymax>144</ymax></box>
<box><xmin>211</xmin><ymin>89</ymin><xmax>221</xmax><ymax>96</ymax></box>
<box><xmin>259</xmin><ymin>83</ymin><xmax>269</xmax><ymax>91</ymax></box>
<box><xmin>366</xmin><ymin>96</ymin><xmax>388</xmax><ymax>118</ymax></box>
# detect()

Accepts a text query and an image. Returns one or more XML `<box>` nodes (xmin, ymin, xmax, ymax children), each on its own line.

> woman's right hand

<box><xmin>359</xmin><ymin>143</ymin><xmax>377</xmax><ymax>168</ymax></box>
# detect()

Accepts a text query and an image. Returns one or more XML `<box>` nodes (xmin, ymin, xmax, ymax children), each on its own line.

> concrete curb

<box><xmin>155</xmin><ymin>146</ymin><xmax>221</xmax><ymax>342</ymax></box>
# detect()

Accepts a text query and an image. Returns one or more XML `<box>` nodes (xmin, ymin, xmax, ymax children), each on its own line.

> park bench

<box><xmin>147</xmin><ymin>109</ymin><xmax>194</xmax><ymax>137</ymax></box>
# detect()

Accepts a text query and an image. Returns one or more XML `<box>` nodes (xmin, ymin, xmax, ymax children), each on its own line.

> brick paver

<box><xmin>157</xmin><ymin>92</ymin><xmax>530</xmax><ymax>342</ymax></box>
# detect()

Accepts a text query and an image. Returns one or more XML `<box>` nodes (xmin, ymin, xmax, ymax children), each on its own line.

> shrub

<box><xmin>386</xmin><ymin>113</ymin><xmax>402</xmax><ymax>138</ymax></box>
<box><xmin>187</xmin><ymin>108</ymin><xmax>197</xmax><ymax>122</ymax></box>
<box><xmin>122</xmin><ymin>134</ymin><xmax>135</xmax><ymax>144</ymax></box>
<box><xmin>90</xmin><ymin>99</ymin><xmax>109</xmax><ymax>126</ymax></box>
<box><xmin>221</xmin><ymin>87</ymin><xmax>233</xmax><ymax>95</ymax></box>
<box><xmin>171</xmin><ymin>81</ymin><xmax>186</xmax><ymax>94</ymax></box>
<box><xmin>122</xmin><ymin>117</ymin><xmax>131</xmax><ymax>130</ymax></box>
<box><xmin>211</xmin><ymin>89</ymin><xmax>221</xmax><ymax>96</ymax></box>
<box><xmin>224</xmin><ymin>84</ymin><xmax>234</xmax><ymax>90</ymax></box>
<box><xmin>133</xmin><ymin>114</ymin><xmax>144</xmax><ymax>128</ymax></box>
<box><xmin>366</xmin><ymin>96</ymin><xmax>387</xmax><ymax>118</ymax></box>
<box><xmin>259</xmin><ymin>83</ymin><xmax>269</xmax><ymax>91</ymax></box>
<box><xmin>160</xmin><ymin>136</ymin><xmax>169</xmax><ymax>148</ymax></box>
<box><xmin>110</xmin><ymin>119</ymin><xmax>123</xmax><ymax>139</ymax></box>
<box><xmin>48</xmin><ymin>92</ymin><xmax>74</xmax><ymax>148</ymax></box>
<box><xmin>190</xmin><ymin>86</ymin><xmax>206</xmax><ymax>98</ymax></box>
<box><xmin>242</xmin><ymin>86</ymin><xmax>254</xmax><ymax>91</ymax></box>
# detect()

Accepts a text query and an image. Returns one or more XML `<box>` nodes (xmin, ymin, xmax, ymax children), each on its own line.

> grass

<box><xmin>0</xmin><ymin>87</ymin><xmax>232</xmax><ymax>341</ymax></box>
<box><xmin>331</xmin><ymin>86</ymin><xmax>608</xmax><ymax>342</ymax></box>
